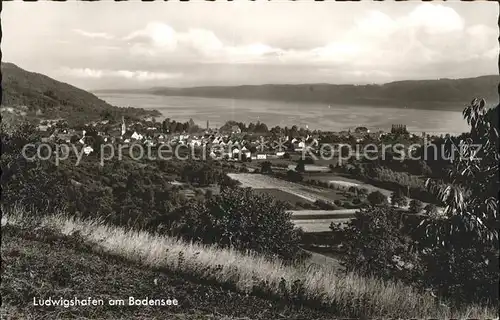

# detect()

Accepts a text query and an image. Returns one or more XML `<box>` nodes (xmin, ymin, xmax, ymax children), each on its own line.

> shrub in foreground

<box><xmin>153</xmin><ymin>188</ymin><xmax>305</xmax><ymax>262</ymax></box>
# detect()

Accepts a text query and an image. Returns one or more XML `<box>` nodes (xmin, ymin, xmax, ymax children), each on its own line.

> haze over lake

<box><xmin>97</xmin><ymin>93</ymin><xmax>471</xmax><ymax>135</ymax></box>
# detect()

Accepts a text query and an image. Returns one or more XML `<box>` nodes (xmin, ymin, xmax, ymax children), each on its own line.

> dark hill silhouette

<box><xmin>96</xmin><ymin>75</ymin><xmax>498</xmax><ymax>111</ymax></box>
<box><xmin>1</xmin><ymin>62</ymin><xmax>159</xmax><ymax>125</ymax></box>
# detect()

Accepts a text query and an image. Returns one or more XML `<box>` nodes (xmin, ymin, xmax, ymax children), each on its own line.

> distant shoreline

<box><xmin>93</xmin><ymin>74</ymin><xmax>498</xmax><ymax>113</ymax></box>
<box><xmin>94</xmin><ymin>91</ymin><xmax>473</xmax><ymax>112</ymax></box>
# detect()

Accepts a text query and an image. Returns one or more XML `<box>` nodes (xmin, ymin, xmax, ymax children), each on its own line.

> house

<box><xmin>131</xmin><ymin>131</ymin><xmax>143</xmax><ymax>140</ymax></box>
<box><xmin>38</xmin><ymin>125</ymin><xmax>50</xmax><ymax>132</ymax></box>
<box><xmin>241</xmin><ymin>146</ymin><xmax>251</xmax><ymax>159</ymax></box>
<box><xmin>83</xmin><ymin>146</ymin><xmax>94</xmax><ymax>155</ymax></box>
<box><xmin>231</xmin><ymin>125</ymin><xmax>241</xmax><ymax>134</ymax></box>
<box><xmin>293</xmin><ymin>140</ymin><xmax>306</xmax><ymax>151</ymax></box>
<box><xmin>189</xmin><ymin>139</ymin><xmax>202</xmax><ymax>147</ymax></box>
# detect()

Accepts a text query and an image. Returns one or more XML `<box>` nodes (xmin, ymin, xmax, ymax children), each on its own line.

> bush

<box><xmin>352</xmin><ymin>198</ymin><xmax>362</xmax><ymax>205</ymax></box>
<box><xmin>390</xmin><ymin>189</ymin><xmax>408</xmax><ymax>207</ymax></box>
<box><xmin>295</xmin><ymin>161</ymin><xmax>305</xmax><ymax>173</ymax></box>
<box><xmin>342</xmin><ymin>201</ymin><xmax>356</xmax><ymax>209</ymax></box>
<box><xmin>408</xmin><ymin>199</ymin><xmax>423</xmax><ymax>213</ymax></box>
<box><xmin>165</xmin><ymin>188</ymin><xmax>306</xmax><ymax>262</ymax></box>
<box><xmin>260</xmin><ymin>161</ymin><xmax>273</xmax><ymax>174</ymax></box>
<box><xmin>423</xmin><ymin>204</ymin><xmax>438</xmax><ymax>216</ymax></box>
<box><xmin>286</xmin><ymin>170</ymin><xmax>303</xmax><ymax>182</ymax></box>
<box><xmin>330</xmin><ymin>206</ymin><xmax>421</xmax><ymax>283</ymax></box>
<box><xmin>367</xmin><ymin>191</ymin><xmax>388</xmax><ymax>206</ymax></box>
<box><xmin>303</xmin><ymin>156</ymin><xmax>315</xmax><ymax>164</ymax></box>
<box><xmin>314</xmin><ymin>200</ymin><xmax>337</xmax><ymax>210</ymax></box>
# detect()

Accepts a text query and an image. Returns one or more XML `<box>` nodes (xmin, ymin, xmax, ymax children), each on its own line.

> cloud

<box><xmin>60</xmin><ymin>67</ymin><xmax>182</xmax><ymax>81</ymax></box>
<box><xmin>406</xmin><ymin>3</ymin><xmax>464</xmax><ymax>34</ymax></box>
<box><xmin>63</xmin><ymin>68</ymin><xmax>103</xmax><ymax>78</ymax></box>
<box><xmin>119</xmin><ymin>2</ymin><xmax>489</xmax><ymax>72</ymax></box>
<box><xmin>73</xmin><ymin>29</ymin><xmax>114</xmax><ymax>40</ymax></box>
<box><xmin>15</xmin><ymin>2</ymin><xmax>493</xmax><ymax>88</ymax></box>
<box><xmin>124</xmin><ymin>22</ymin><xmax>178</xmax><ymax>51</ymax></box>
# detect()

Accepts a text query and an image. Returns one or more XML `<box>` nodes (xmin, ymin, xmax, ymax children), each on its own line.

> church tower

<box><xmin>121</xmin><ymin>116</ymin><xmax>126</xmax><ymax>136</ymax></box>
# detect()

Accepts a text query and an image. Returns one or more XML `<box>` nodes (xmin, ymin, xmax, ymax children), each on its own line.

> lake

<box><xmin>96</xmin><ymin>93</ymin><xmax>471</xmax><ymax>135</ymax></box>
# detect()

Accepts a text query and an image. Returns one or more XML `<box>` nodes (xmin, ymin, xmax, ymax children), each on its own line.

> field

<box><xmin>292</xmin><ymin>218</ymin><xmax>351</xmax><ymax>233</ymax></box>
<box><xmin>227</xmin><ymin>173</ymin><xmax>346</xmax><ymax>203</ymax></box>
<box><xmin>303</xmin><ymin>173</ymin><xmax>392</xmax><ymax>196</ymax></box>
<box><xmin>287</xmin><ymin>164</ymin><xmax>331</xmax><ymax>172</ymax></box>
<box><xmin>229</xmin><ymin>173</ymin><xmax>354</xmax><ymax>233</ymax></box>
<box><xmin>290</xmin><ymin>209</ymin><xmax>357</xmax><ymax>219</ymax></box>
<box><xmin>253</xmin><ymin>188</ymin><xmax>315</xmax><ymax>205</ymax></box>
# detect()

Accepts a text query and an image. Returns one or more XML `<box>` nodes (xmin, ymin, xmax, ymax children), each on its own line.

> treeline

<box><xmin>161</xmin><ymin>118</ymin><xmax>201</xmax><ymax>133</ymax></box>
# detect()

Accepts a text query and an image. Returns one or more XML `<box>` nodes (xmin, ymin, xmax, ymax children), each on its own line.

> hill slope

<box><xmin>97</xmin><ymin>76</ymin><xmax>499</xmax><ymax>110</ymax></box>
<box><xmin>1</xmin><ymin>62</ymin><xmax>159</xmax><ymax>125</ymax></box>
<box><xmin>2</xmin><ymin>225</ymin><xmax>332</xmax><ymax>320</ymax></box>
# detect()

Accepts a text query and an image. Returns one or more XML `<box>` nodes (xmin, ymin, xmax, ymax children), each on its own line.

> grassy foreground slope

<box><xmin>2</xmin><ymin>226</ymin><xmax>331</xmax><ymax>320</ymax></box>
<box><xmin>1</xmin><ymin>208</ymin><xmax>496</xmax><ymax>319</ymax></box>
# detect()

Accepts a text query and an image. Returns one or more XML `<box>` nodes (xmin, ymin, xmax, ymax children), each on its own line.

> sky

<box><xmin>2</xmin><ymin>1</ymin><xmax>498</xmax><ymax>90</ymax></box>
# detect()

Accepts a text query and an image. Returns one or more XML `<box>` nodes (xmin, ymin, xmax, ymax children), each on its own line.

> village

<box><xmin>34</xmin><ymin>113</ymin><xmax>429</xmax><ymax>161</ymax></box>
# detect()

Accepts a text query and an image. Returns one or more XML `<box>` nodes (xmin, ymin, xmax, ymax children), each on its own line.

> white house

<box><xmin>294</xmin><ymin>141</ymin><xmax>306</xmax><ymax>151</ymax></box>
<box><xmin>131</xmin><ymin>131</ymin><xmax>143</xmax><ymax>140</ymax></box>
<box><xmin>83</xmin><ymin>146</ymin><xmax>94</xmax><ymax>155</ymax></box>
<box><xmin>189</xmin><ymin>139</ymin><xmax>202</xmax><ymax>147</ymax></box>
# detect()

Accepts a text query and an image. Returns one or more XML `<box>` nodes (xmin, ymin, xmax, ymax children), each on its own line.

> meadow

<box><xmin>227</xmin><ymin>173</ymin><xmax>345</xmax><ymax>203</ymax></box>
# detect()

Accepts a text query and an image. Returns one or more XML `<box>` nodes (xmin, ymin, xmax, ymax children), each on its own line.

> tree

<box><xmin>70</xmin><ymin>135</ymin><xmax>80</xmax><ymax>144</ymax></box>
<box><xmin>260</xmin><ymin>161</ymin><xmax>273</xmax><ymax>174</ymax></box>
<box><xmin>167</xmin><ymin>188</ymin><xmax>306</xmax><ymax>261</ymax></box>
<box><xmin>390</xmin><ymin>189</ymin><xmax>408</xmax><ymax>208</ymax></box>
<box><xmin>218</xmin><ymin>174</ymin><xmax>241</xmax><ymax>192</ymax></box>
<box><xmin>419</xmin><ymin>99</ymin><xmax>499</xmax><ymax>303</ymax></box>
<box><xmin>423</xmin><ymin>203</ymin><xmax>438</xmax><ymax>216</ymax></box>
<box><xmin>162</xmin><ymin>118</ymin><xmax>171</xmax><ymax>132</ymax></box>
<box><xmin>367</xmin><ymin>191</ymin><xmax>388</xmax><ymax>206</ymax></box>
<box><xmin>286</xmin><ymin>170</ymin><xmax>303</xmax><ymax>182</ymax></box>
<box><xmin>295</xmin><ymin>160</ymin><xmax>305</xmax><ymax>173</ymax></box>
<box><xmin>358</xmin><ymin>188</ymin><xmax>369</xmax><ymax>198</ymax></box>
<box><xmin>423</xmin><ymin>100</ymin><xmax>498</xmax><ymax>245</ymax></box>
<box><xmin>100</xmin><ymin>110</ymin><xmax>114</xmax><ymax>121</ymax></box>
<box><xmin>330</xmin><ymin>206</ymin><xmax>420</xmax><ymax>283</ymax></box>
<box><xmin>408</xmin><ymin>199</ymin><xmax>423</xmax><ymax>213</ymax></box>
